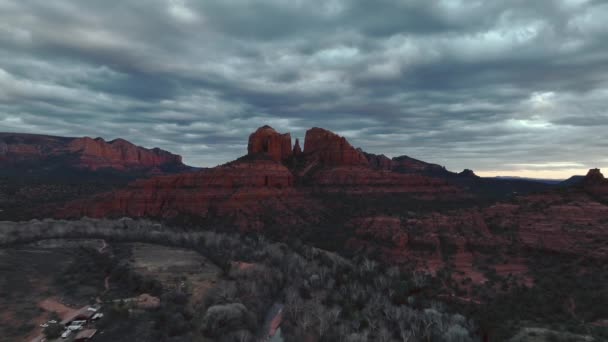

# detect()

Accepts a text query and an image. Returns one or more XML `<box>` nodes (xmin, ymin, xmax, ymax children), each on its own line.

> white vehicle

<box><xmin>68</xmin><ymin>325</ymin><xmax>83</xmax><ymax>331</ymax></box>
<box><xmin>71</xmin><ymin>320</ymin><xmax>86</xmax><ymax>326</ymax></box>
<box><xmin>48</xmin><ymin>320</ymin><xmax>57</xmax><ymax>324</ymax></box>
<box><xmin>61</xmin><ymin>330</ymin><xmax>71</xmax><ymax>338</ymax></box>
<box><xmin>92</xmin><ymin>313</ymin><xmax>104</xmax><ymax>320</ymax></box>
<box><xmin>87</xmin><ymin>307</ymin><xmax>98</xmax><ymax>312</ymax></box>
<box><xmin>40</xmin><ymin>323</ymin><xmax>49</xmax><ymax>328</ymax></box>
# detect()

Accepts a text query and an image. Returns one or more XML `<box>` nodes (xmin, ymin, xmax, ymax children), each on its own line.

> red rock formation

<box><xmin>293</xmin><ymin>138</ymin><xmax>302</xmax><ymax>156</ymax></box>
<box><xmin>0</xmin><ymin>133</ymin><xmax>184</xmax><ymax>171</ymax></box>
<box><xmin>308</xmin><ymin>167</ymin><xmax>463</xmax><ymax>197</ymax></box>
<box><xmin>459</xmin><ymin>169</ymin><xmax>478</xmax><ymax>177</ymax></box>
<box><xmin>582</xmin><ymin>168</ymin><xmax>608</xmax><ymax>198</ymax></box>
<box><xmin>363</xmin><ymin>152</ymin><xmax>393</xmax><ymax>170</ymax></box>
<box><xmin>584</xmin><ymin>168</ymin><xmax>605</xmax><ymax>183</ymax></box>
<box><xmin>391</xmin><ymin>155</ymin><xmax>446</xmax><ymax>174</ymax></box>
<box><xmin>47</xmin><ymin>125</ymin><xmax>608</xmax><ymax>303</ymax></box>
<box><xmin>57</xmin><ymin>125</ymin><xmax>471</xmax><ymax>227</ymax></box>
<box><xmin>247</xmin><ymin>126</ymin><xmax>292</xmax><ymax>162</ymax></box>
<box><xmin>483</xmin><ymin>191</ymin><xmax>608</xmax><ymax>260</ymax></box>
<box><xmin>303</xmin><ymin>127</ymin><xmax>368</xmax><ymax>166</ymax></box>
<box><xmin>348</xmin><ymin>216</ymin><xmax>408</xmax><ymax>249</ymax></box>
<box><xmin>58</xmin><ymin>159</ymin><xmax>320</xmax><ymax>231</ymax></box>
<box><xmin>68</xmin><ymin>137</ymin><xmax>183</xmax><ymax>170</ymax></box>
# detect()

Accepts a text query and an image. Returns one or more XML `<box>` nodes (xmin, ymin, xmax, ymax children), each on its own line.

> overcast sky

<box><xmin>1</xmin><ymin>0</ymin><xmax>607</xmax><ymax>178</ymax></box>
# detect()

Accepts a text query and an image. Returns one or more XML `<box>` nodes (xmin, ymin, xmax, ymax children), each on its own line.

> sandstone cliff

<box><xmin>0</xmin><ymin>133</ymin><xmax>184</xmax><ymax>171</ymax></box>
<box><xmin>247</xmin><ymin>126</ymin><xmax>292</xmax><ymax>162</ymax></box>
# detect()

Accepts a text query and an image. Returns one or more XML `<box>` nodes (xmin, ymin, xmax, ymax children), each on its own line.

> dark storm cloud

<box><xmin>1</xmin><ymin>0</ymin><xmax>607</xmax><ymax>177</ymax></box>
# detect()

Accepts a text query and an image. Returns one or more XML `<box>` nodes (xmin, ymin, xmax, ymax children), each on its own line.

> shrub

<box><xmin>43</xmin><ymin>323</ymin><xmax>63</xmax><ymax>339</ymax></box>
<box><xmin>443</xmin><ymin>324</ymin><xmax>474</xmax><ymax>342</ymax></box>
<box><xmin>201</xmin><ymin>303</ymin><xmax>255</xmax><ymax>337</ymax></box>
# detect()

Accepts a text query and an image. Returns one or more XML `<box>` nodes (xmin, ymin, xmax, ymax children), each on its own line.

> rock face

<box><xmin>247</xmin><ymin>126</ymin><xmax>292</xmax><ymax>162</ymax></box>
<box><xmin>68</xmin><ymin>137</ymin><xmax>183</xmax><ymax>171</ymax></box>
<box><xmin>303</xmin><ymin>127</ymin><xmax>368</xmax><ymax>166</ymax></box>
<box><xmin>0</xmin><ymin>133</ymin><xmax>184</xmax><ymax>171</ymax></box>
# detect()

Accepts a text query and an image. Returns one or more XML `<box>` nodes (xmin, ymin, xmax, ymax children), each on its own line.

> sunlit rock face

<box><xmin>247</xmin><ymin>125</ymin><xmax>293</xmax><ymax>162</ymax></box>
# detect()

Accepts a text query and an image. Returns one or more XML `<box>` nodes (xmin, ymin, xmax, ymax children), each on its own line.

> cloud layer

<box><xmin>1</xmin><ymin>0</ymin><xmax>607</xmax><ymax>177</ymax></box>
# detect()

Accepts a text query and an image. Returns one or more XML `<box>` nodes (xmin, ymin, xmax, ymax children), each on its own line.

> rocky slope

<box><xmin>348</xmin><ymin>168</ymin><xmax>608</xmax><ymax>283</ymax></box>
<box><xmin>59</xmin><ymin>158</ymin><xmax>320</xmax><ymax>231</ymax></box>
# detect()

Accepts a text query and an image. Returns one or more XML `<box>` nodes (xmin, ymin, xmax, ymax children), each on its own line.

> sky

<box><xmin>0</xmin><ymin>0</ymin><xmax>607</xmax><ymax>179</ymax></box>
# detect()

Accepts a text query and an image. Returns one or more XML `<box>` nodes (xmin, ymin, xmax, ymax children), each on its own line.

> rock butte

<box><xmin>582</xmin><ymin>167</ymin><xmax>608</xmax><ymax>198</ymax></box>
<box><xmin>247</xmin><ymin>125</ymin><xmax>293</xmax><ymax>162</ymax></box>
<box><xmin>303</xmin><ymin>127</ymin><xmax>369</xmax><ymax>166</ymax></box>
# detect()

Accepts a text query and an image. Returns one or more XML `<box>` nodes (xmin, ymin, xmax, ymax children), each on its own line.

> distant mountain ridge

<box><xmin>0</xmin><ymin>132</ymin><xmax>186</xmax><ymax>172</ymax></box>
<box><xmin>492</xmin><ymin>176</ymin><xmax>566</xmax><ymax>184</ymax></box>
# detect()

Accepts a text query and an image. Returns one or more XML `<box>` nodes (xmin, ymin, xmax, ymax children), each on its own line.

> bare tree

<box><xmin>398</xmin><ymin>320</ymin><xmax>413</xmax><ymax>342</ymax></box>
<box><xmin>377</xmin><ymin>323</ymin><xmax>393</xmax><ymax>342</ymax></box>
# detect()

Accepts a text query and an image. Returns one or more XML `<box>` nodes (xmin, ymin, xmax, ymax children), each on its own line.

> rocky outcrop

<box><xmin>303</xmin><ymin>127</ymin><xmax>368</xmax><ymax>166</ymax></box>
<box><xmin>247</xmin><ymin>126</ymin><xmax>292</xmax><ymax>162</ymax></box>
<box><xmin>582</xmin><ymin>168</ymin><xmax>608</xmax><ymax>198</ymax></box>
<box><xmin>459</xmin><ymin>169</ymin><xmax>478</xmax><ymax>178</ymax></box>
<box><xmin>0</xmin><ymin>133</ymin><xmax>184</xmax><ymax>171</ymax></box>
<box><xmin>583</xmin><ymin>168</ymin><xmax>605</xmax><ymax>184</ymax></box>
<box><xmin>293</xmin><ymin>138</ymin><xmax>302</xmax><ymax>156</ymax></box>
<box><xmin>363</xmin><ymin>152</ymin><xmax>393</xmax><ymax>170</ymax></box>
